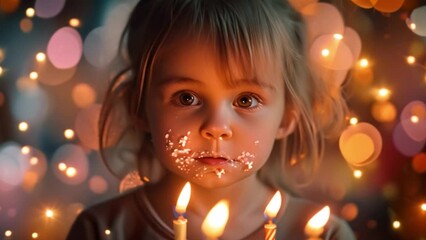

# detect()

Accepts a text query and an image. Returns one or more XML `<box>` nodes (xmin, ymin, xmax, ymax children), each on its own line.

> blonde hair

<box><xmin>99</xmin><ymin>0</ymin><xmax>348</xmax><ymax>191</ymax></box>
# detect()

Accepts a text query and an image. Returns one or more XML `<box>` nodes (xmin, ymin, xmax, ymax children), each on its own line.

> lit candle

<box><xmin>304</xmin><ymin>206</ymin><xmax>330</xmax><ymax>240</ymax></box>
<box><xmin>264</xmin><ymin>191</ymin><xmax>282</xmax><ymax>240</ymax></box>
<box><xmin>201</xmin><ymin>200</ymin><xmax>229</xmax><ymax>240</ymax></box>
<box><xmin>174</xmin><ymin>182</ymin><xmax>191</xmax><ymax>240</ymax></box>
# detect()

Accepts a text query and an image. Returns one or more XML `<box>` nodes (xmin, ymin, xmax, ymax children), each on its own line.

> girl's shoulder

<box><xmin>277</xmin><ymin>195</ymin><xmax>356</xmax><ymax>240</ymax></box>
<box><xmin>66</xmin><ymin>187</ymin><xmax>169</xmax><ymax>240</ymax></box>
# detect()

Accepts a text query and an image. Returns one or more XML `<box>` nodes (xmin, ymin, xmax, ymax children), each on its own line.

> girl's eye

<box><xmin>175</xmin><ymin>91</ymin><xmax>200</xmax><ymax>106</ymax></box>
<box><xmin>234</xmin><ymin>94</ymin><xmax>260</xmax><ymax>109</ymax></box>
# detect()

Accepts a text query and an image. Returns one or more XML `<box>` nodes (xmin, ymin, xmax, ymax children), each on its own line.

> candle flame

<box><xmin>264</xmin><ymin>191</ymin><xmax>282</xmax><ymax>219</ymax></box>
<box><xmin>176</xmin><ymin>182</ymin><xmax>191</xmax><ymax>215</ymax></box>
<box><xmin>201</xmin><ymin>200</ymin><xmax>229</xmax><ymax>238</ymax></box>
<box><xmin>307</xmin><ymin>206</ymin><xmax>330</xmax><ymax>229</ymax></box>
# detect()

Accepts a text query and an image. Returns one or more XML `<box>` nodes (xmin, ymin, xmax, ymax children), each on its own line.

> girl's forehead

<box><xmin>155</xmin><ymin>34</ymin><xmax>284</xmax><ymax>89</ymax></box>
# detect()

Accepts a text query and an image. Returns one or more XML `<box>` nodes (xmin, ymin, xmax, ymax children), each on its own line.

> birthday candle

<box><xmin>173</xmin><ymin>182</ymin><xmax>191</xmax><ymax>240</ymax></box>
<box><xmin>264</xmin><ymin>191</ymin><xmax>282</xmax><ymax>240</ymax></box>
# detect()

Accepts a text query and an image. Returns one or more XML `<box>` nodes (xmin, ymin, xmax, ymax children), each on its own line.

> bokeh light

<box><xmin>51</xmin><ymin>144</ymin><xmax>89</xmax><ymax>185</ymax></box>
<box><xmin>406</xmin><ymin>55</ymin><xmax>416</xmax><ymax>65</ymax></box>
<box><xmin>400</xmin><ymin>101</ymin><xmax>426</xmax><ymax>142</ymax></box>
<box><xmin>392</xmin><ymin>220</ymin><xmax>401</xmax><ymax>229</ymax></box>
<box><xmin>411</xmin><ymin>153</ymin><xmax>426</xmax><ymax>173</ymax></box>
<box><xmin>11</xmin><ymin>85</ymin><xmax>49</xmax><ymax>126</ymax></box>
<box><xmin>410</xmin><ymin>6</ymin><xmax>426</xmax><ymax>36</ymax></box>
<box><xmin>0</xmin><ymin>0</ymin><xmax>20</xmax><ymax>13</ymax></box>
<box><xmin>64</xmin><ymin>129</ymin><xmax>75</xmax><ymax>140</ymax></box>
<box><xmin>29</xmin><ymin>71</ymin><xmax>38</xmax><ymax>80</ymax></box>
<box><xmin>31</xmin><ymin>232</ymin><xmax>38</xmax><ymax>238</ymax></box>
<box><xmin>34</xmin><ymin>0</ymin><xmax>65</xmax><ymax>18</ymax></box>
<box><xmin>371</xmin><ymin>101</ymin><xmax>397</xmax><ymax>123</ymax></box>
<box><xmin>339</xmin><ymin>122</ymin><xmax>382</xmax><ymax>166</ymax></box>
<box><xmin>341</xmin><ymin>203</ymin><xmax>358</xmax><ymax>221</ymax></box>
<box><xmin>89</xmin><ymin>175</ymin><xmax>108</xmax><ymax>194</ymax></box>
<box><xmin>18</xmin><ymin>121</ymin><xmax>29</xmax><ymax>132</ymax></box>
<box><xmin>36</xmin><ymin>59</ymin><xmax>77</xmax><ymax>86</ymax></box>
<box><xmin>69</xmin><ymin>18</ymin><xmax>80</xmax><ymax>28</ymax></box>
<box><xmin>25</xmin><ymin>7</ymin><xmax>35</xmax><ymax>17</ymax></box>
<box><xmin>353</xmin><ymin>170</ymin><xmax>363</xmax><ymax>178</ymax></box>
<box><xmin>45</xmin><ymin>208</ymin><xmax>54</xmax><ymax>218</ymax></box>
<box><xmin>35</xmin><ymin>52</ymin><xmax>46</xmax><ymax>62</ymax></box>
<box><xmin>0</xmin><ymin>142</ymin><xmax>30</xmax><ymax>190</ymax></box>
<box><xmin>47</xmin><ymin>27</ymin><xmax>82</xmax><ymax>69</ymax></box>
<box><xmin>393</xmin><ymin>122</ymin><xmax>425</xmax><ymax>157</ymax></box>
<box><xmin>20</xmin><ymin>18</ymin><xmax>33</xmax><ymax>33</ymax></box>
<box><xmin>72</xmin><ymin>83</ymin><xmax>96</xmax><ymax>108</ymax></box>
<box><xmin>74</xmin><ymin>104</ymin><xmax>101</xmax><ymax>150</ymax></box>
<box><xmin>4</xmin><ymin>230</ymin><xmax>12</xmax><ymax>237</ymax></box>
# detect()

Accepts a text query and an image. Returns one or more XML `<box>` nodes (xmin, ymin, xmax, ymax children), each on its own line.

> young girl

<box><xmin>67</xmin><ymin>0</ymin><xmax>355</xmax><ymax>239</ymax></box>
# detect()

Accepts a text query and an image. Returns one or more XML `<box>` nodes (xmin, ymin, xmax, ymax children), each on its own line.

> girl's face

<box><xmin>144</xmin><ymin>36</ymin><xmax>288</xmax><ymax>188</ymax></box>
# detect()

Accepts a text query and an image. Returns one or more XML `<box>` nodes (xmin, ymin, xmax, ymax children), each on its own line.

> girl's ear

<box><xmin>275</xmin><ymin>109</ymin><xmax>298</xmax><ymax>139</ymax></box>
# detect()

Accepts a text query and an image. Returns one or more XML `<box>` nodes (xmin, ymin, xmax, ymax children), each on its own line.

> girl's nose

<box><xmin>200</xmin><ymin>110</ymin><xmax>233</xmax><ymax>141</ymax></box>
<box><xmin>200</xmin><ymin>125</ymin><xmax>233</xmax><ymax>140</ymax></box>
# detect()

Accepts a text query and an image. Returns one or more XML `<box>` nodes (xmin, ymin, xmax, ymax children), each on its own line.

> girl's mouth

<box><xmin>196</xmin><ymin>157</ymin><xmax>228</xmax><ymax>166</ymax></box>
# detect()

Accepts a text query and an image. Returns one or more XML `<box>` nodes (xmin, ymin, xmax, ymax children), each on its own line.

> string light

<box><xmin>58</xmin><ymin>162</ymin><xmax>67</xmax><ymax>171</ymax></box>
<box><xmin>359</xmin><ymin>58</ymin><xmax>369</xmax><ymax>68</ymax></box>
<box><xmin>35</xmin><ymin>52</ymin><xmax>46</xmax><ymax>62</ymax></box>
<box><xmin>349</xmin><ymin>117</ymin><xmax>358</xmax><ymax>125</ymax></box>
<box><xmin>45</xmin><ymin>209</ymin><xmax>54</xmax><ymax>218</ymax></box>
<box><xmin>26</xmin><ymin>8</ymin><xmax>35</xmax><ymax>18</ymax></box>
<box><xmin>64</xmin><ymin>129</ymin><xmax>75</xmax><ymax>139</ymax></box>
<box><xmin>375</xmin><ymin>87</ymin><xmax>391</xmax><ymax>101</ymax></box>
<box><xmin>4</xmin><ymin>230</ymin><xmax>12</xmax><ymax>237</ymax></box>
<box><xmin>321</xmin><ymin>48</ymin><xmax>330</xmax><ymax>57</ymax></box>
<box><xmin>333</xmin><ymin>33</ymin><xmax>343</xmax><ymax>40</ymax></box>
<box><xmin>410</xmin><ymin>115</ymin><xmax>419</xmax><ymax>123</ymax></box>
<box><xmin>31</xmin><ymin>232</ymin><xmax>39</xmax><ymax>239</ymax></box>
<box><xmin>69</xmin><ymin>18</ymin><xmax>81</xmax><ymax>27</ymax></box>
<box><xmin>392</xmin><ymin>220</ymin><xmax>401</xmax><ymax>229</ymax></box>
<box><xmin>29</xmin><ymin>71</ymin><xmax>38</xmax><ymax>80</ymax></box>
<box><xmin>66</xmin><ymin>167</ymin><xmax>77</xmax><ymax>177</ymax></box>
<box><xmin>18</xmin><ymin>121</ymin><xmax>29</xmax><ymax>132</ymax></box>
<box><xmin>353</xmin><ymin>170</ymin><xmax>363</xmax><ymax>179</ymax></box>
<box><xmin>421</xmin><ymin>203</ymin><xmax>426</xmax><ymax>212</ymax></box>
<box><xmin>21</xmin><ymin>145</ymin><xmax>30</xmax><ymax>155</ymax></box>
<box><xmin>105</xmin><ymin>229</ymin><xmax>111</xmax><ymax>235</ymax></box>
<box><xmin>406</xmin><ymin>56</ymin><xmax>416</xmax><ymax>65</ymax></box>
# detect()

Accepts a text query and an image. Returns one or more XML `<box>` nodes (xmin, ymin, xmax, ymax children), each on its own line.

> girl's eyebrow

<box><xmin>158</xmin><ymin>76</ymin><xmax>277</xmax><ymax>92</ymax></box>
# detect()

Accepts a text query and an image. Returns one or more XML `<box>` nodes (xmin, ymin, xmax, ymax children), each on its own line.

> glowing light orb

<box><xmin>47</xmin><ymin>27</ymin><xmax>82</xmax><ymax>69</ymax></box>
<box><xmin>26</xmin><ymin>7</ymin><xmax>35</xmax><ymax>17</ymax></box>
<box><xmin>406</xmin><ymin>56</ymin><xmax>416</xmax><ymax>65</ymax></box>
<box><xmin>353</xmin><ymin>170</ymin><xmax>362</xmax><ymax>178</ymax></box>
<box><xmin>89</xmin><ymin>175</ymin><xmax>108</xmax><ymax>194</ymax></box>
<box><xmin>321</xmin><ymin>48</ymin><xmax>330</xmax><ymax>57</ymax></box>
<box><xmin>20</xmin><ymin>18</ymin><xmax>33</xmax><ymax>33</ymax></box>
<box><xmin>400</xmin><ymin>101</ymin><xmax>426</xmax><ymax>141</ymax></box>
<box><xmin>64</xmin><ymin>129</ymin><xmax>75</xmax><ymax>140</ymax></box>
<box><xmin>375</xmin><ymin>87</ymin><xmax>391</xmax><ymax>101</ymax></box>
<box><xmin>0</xmin><ymin>66</ymin><xmax>3</xmax><ymax>76</ymax></box>
<box><xmin>393</xmin><ymin>122</ymin><xmax>425</xmax><ymax>157</ymax></box>
<box><xmin>21</xmin><ymin>146</ymin><xmax>30</xmax><ymax>155</ymax></box>
<box><xmin>72</xmin><ymin>83</ymin><xmax>96</xmax><ymax>108</ymax></box>
<box><xmin>35</xmin><ymin>52</ymin><xmax>46</xmax><ymax>62</ymax></box>
<box><xmin>340</xmin><ymin>203</ymin><xmax>358</xmax><ymax>221</ymax></box>
<box><xmin>333</xmin><ymin>33</ymin><xmax>343</xmax><ymax>40</ymax></box>
<box><xmin>421</xmin><ymin>203</ymin><xmax>426</xmax><ymax>212</ymax></box>
<box><xmin>35</xmin><ymin>0</ymin><xmax>65</xmax><ymax>18</ymax></box>
<box><xmin>371</xmin><ymin>101</ymin><xmax>397</xmax><ymax>123</ymax></box>
<box><xmin>18</xmin><ymin>122</ymin><xmax>29</xmax><ymax>132</ymax></box>
<box><xmin>339</xmin><ymin>122</ymin><xmax>382</xmax><ymax>166</ymax></box>
<box><xmin>412</xmin><ymin>153</ymin><xmax>426</xmax><ymax>173</ymax></box>
<box><xmin>32</xmin><ymin>232</ymin><xmax>38</xmax><ymax>238</ymax></box>
<box><xmin>74</xmin><ymin>104</ymin><xmax>101</xmax><ymax>150</ymax></box>
<box><xmin>349</xmin><ymin>117</ymin><xmax>358</xmax><ymax>125</ymax></box>
<box><xmin>29</xmin><ymin>71</ymin><xmax>38</xmax><ymax>80</ymax></box>
<box><xmin>69</xmin><ymin>18</ymin><xmax>80</xmax><ymax>27</ymax></box>
<box><xmin>52</xmin><ymin>144</ymin><xmax>89</xmax><ymax>185</ymax></box>
<box><xmin>105</xmin><ymin>229</ymin><xmax>111</xmax><ymax>235</ymax></box>
<box><xmin>359</xmin><ymin>58</ymin><xmax>369</xmax><ymax>68</ymax></box>
<box><xmin>410</xmin><ymin>6</ymin><xmax>426</xmax><ymax>36</ymax></box>
<box><xmin>310</xmin><ymin>34</ymin><xmax>354</xmax><ymax>70</ymax></box>
<box><xmin>4</xmin><ymin>230</ymin><xmax>12</xmax><ymax>237</ymax></box>
<box><xmin>392</xmin><ymin>220</ymin><xmax>401</xmax><ymax>229</ymax></box>
<box><xmin>45</xmin><ymin>209</ymin><xmax>54</xmax><ymax>218</ymax></box>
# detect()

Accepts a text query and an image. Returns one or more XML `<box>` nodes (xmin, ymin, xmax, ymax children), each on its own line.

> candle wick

<box><xmin>268</xmin><ymin>219</ymin><xmax>273</xmax><ymax>225</ymax></box>
<box><xmin>178</xmin><ymin>215</ymin><xmax>185</xmax><ymax>221</ymax></box>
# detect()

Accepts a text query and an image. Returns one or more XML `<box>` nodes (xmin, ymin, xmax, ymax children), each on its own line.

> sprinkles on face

<box><xmin>164</xmin><ymin>129</ymin><xmax>256</xmax><ymax>178</ymax></box>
